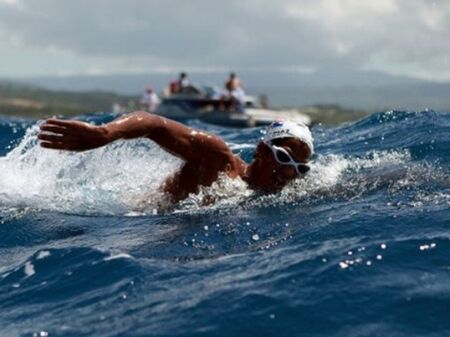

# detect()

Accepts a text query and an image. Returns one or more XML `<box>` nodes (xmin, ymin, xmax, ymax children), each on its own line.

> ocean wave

<box><xmin>0</xmin><ymin>110</ymin><xmax>449</xmax><ymax>337</ymax></box>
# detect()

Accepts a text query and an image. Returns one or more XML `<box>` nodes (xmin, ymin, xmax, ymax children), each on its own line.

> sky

<box><xmin>0</xmin><ymin>0</ymin><xmax>449</xmax><ymax>81</ymax></box>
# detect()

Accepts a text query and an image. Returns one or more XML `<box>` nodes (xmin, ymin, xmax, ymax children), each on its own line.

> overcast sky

<box><xmin>0</xmin><ymin>0</ymin><xmax>449</xmax><ymax>81</ymax></box>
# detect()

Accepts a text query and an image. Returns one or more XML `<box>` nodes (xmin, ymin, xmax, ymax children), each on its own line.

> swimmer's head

<box><xmin>248</xmin><ymin>120</ymin><xmax>314</xmax><ymax>192</ymax></box>
<box><xmin>264</xmin><ymin>120</ymin><xmax>314</xmax><ymax>156</ymax></box>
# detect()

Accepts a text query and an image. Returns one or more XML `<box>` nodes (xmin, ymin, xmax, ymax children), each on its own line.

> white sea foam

<box><xmin>24</xmin><ymin>261</ymin><xmax>35</xmax><ymax>277</ymax></box>
<box><xmin>228</xmin><ymin>143</ymin><xmax>255</xmax><ymax>151</ymax></box>
<box><xmin>0</xmin><ymin>124</ymin><xmax>182</xmax><ymax>215</ymax></box>
<box><xmin>104</xmin><ymin>253</ymin><xmax>133</xmax><ymax>261</ymax></box>
<box><xmin>37</xmin><ymin>250</ymin><xmax>51</xmax><ymax>260</ymax></box>
<box><xmin>175</xmin><ymin>173</ymin><xmax>253</xmax><ymax>213</ymax></box>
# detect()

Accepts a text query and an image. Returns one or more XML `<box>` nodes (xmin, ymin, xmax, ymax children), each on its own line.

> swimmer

<box><xmin>38</xmin><ymin>112</ymin><xmax>313</xmax><ymax>202</ymax></box>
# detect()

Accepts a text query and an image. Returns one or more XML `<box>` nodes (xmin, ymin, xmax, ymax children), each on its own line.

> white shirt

<box><xmin>141</xmin><ymin>92</ymin><xmax>160</xmax><ymax>112</ymax></box>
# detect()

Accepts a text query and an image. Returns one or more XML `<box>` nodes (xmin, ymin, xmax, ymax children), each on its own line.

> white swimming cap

<box><xmin>264</xmin><ymin>120</ymin><xmax>314</xmax><ymax>154</ymax></box>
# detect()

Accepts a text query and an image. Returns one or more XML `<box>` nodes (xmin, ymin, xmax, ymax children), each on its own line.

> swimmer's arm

<box><xmin>104</xmin><ymin>111</ymin><xmax>232</xmax><ymax>163</ymax></box>
<box><xmin>39</xmin><ymin>111</ymin><xmax>180</xmax><ymax>151</ymax></box>
<box><xmin>39</xmin><ymin>111</ymin><xmax>233</xmax><ymax>163</ymax></box>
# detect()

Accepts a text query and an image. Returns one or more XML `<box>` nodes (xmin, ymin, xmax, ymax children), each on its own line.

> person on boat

<box><xmin>176</xmin><ymin>72</ymin><xmax>190</xmax><ymax>94</ymax></box>
<box><xmin>38</xmin><ymin>113</ymin><xmax>313</xmax><ymax>203</ymax></box>
<box><xmin>178</xmin><ymin>72</ymin><xmax>189</xmax><ymax>90</ymax></box>
<box><xmin>168</xmin><ymin>80</ymin><xmax>179</xmax><ymax>95</ymax></box>
<box><xmin>225</xmin><ymin>72</ymin><xmax>242</xmax><ymax>92</ymax></box>
<box><xmin>224</xmin><ymin>72</ymin><xmax>246</xmax><ymax>113</ymax></box>
<box><xmin>140</xmin><ymin>87</ymin><xmax>160</xmax><ymax>112</ymax></box>
<box><xmin>168</xmin><ymin>72</ymin><xmax>190</xmax><ymax>95</ymax></box>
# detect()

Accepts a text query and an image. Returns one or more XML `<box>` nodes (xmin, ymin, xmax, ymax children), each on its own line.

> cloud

<box><xmin>0</xmin><ymin>0</ymin><xmax>19</xmax><ymax>5</ymax></box>
<box><xmin>0</xmin><ymin>0</ymin><xmax>449</xmax><ymax>79</ymax></box>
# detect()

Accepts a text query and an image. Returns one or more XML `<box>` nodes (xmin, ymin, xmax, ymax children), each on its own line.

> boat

<box><xmin>154</xmin><ymin>84</ymin><xmax>311</xmax><ymax>128</ymax></box>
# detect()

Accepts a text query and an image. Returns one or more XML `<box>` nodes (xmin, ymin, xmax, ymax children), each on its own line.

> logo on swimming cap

<box><xmin>271</xmin><ymin>120</ymin><xmax>285</xmax><ymax>128</ymax></box>
<box><xmin>264</xmin><ymin>120</ymin><xmax>314</xmax><ymax>154</ymax></box>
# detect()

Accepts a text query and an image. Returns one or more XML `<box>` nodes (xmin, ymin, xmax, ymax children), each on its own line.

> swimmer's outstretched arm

<box><xmin>39</xmin><ymin>111</ymin><xmax>233</xmax><ymax>164</ymax></box>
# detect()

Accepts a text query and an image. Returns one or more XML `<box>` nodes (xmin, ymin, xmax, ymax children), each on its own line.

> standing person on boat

<box><xmin>140</xmin><ymin>87</ymin><xmax>160</xmax><ymax>112</ymax></box>
<box><xmin>225</xmin><ymin>72</ymin><xmax>246</xmax><ymax>113</ymax></box>
<box><xmin>225</xmin><ymin>72</ymin><xmax>242</xmax><ymax>92</ymax></box>
<box><xmin>177</xmin><ymin>72</ymin><xmax>190</xmax><ymax>94</ymax></box>
<box><xmin>38</xmin><ymin>113</ymin><xmax>313</xmax><ymax>203</ymax></box>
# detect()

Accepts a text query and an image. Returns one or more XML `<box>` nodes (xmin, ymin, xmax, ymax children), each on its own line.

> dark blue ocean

<box><xmin>0</xmin><ymin>110</ymin><xmax>449</xmax><ymax>337</ymax></box>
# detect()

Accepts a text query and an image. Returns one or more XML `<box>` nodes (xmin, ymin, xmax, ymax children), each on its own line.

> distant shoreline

<box><xmin>0</xmin><ymin>81</ymin><xmax>369</xmax><ymax>125</ymax></box>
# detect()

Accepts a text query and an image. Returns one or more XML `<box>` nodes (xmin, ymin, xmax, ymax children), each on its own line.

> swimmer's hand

<box><xmin>38</xmin><ymin>119</ymin><xmax>109</xmax><ymax>151</ymax></box>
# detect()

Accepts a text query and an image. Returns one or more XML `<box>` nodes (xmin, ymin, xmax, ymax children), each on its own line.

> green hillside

<box><xmin>0</xmin><ymin>81</ymin><xmax>137</xmax><ymax>118</ymax></box>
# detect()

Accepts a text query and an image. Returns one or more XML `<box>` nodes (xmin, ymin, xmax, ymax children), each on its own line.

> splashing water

<box><xmin>0</xmin><ymin>124</ymin><xmax>182</xmax><ymax>215</ymax></box>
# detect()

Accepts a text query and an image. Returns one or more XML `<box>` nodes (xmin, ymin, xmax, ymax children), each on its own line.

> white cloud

<box><xmin>0</xmin><ymin>0</ymin><xmax>449</xmax><ymax>80</ymax></box>
<box><xmin>0</xmin><ymin>0</ymin><xmax>19</xmax><ymax>5</ymax></box>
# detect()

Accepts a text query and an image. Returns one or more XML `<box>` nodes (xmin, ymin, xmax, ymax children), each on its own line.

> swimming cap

<box><xmin>264</xmin><ymin>120</ymin><xmax>314</xmax><ymax>154</ymax></box>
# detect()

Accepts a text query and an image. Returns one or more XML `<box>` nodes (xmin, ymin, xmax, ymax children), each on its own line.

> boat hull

<box><xmin>154</xmin><ymin>97</ymin><xmax>311</xmax><ymax>128</ymax></box>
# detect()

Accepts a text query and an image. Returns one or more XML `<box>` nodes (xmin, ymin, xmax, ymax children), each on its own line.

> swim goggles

<box><xmin>265</xmin><ymin>142</ymin><xmax>310</xmax><ymax>175</ymax></box>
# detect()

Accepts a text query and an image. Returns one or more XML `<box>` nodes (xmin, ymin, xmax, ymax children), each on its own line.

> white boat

<box><xmin>154</xmin><ymin>84</ymin><xmax>311</xmax><ymax>128</ymax></box>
